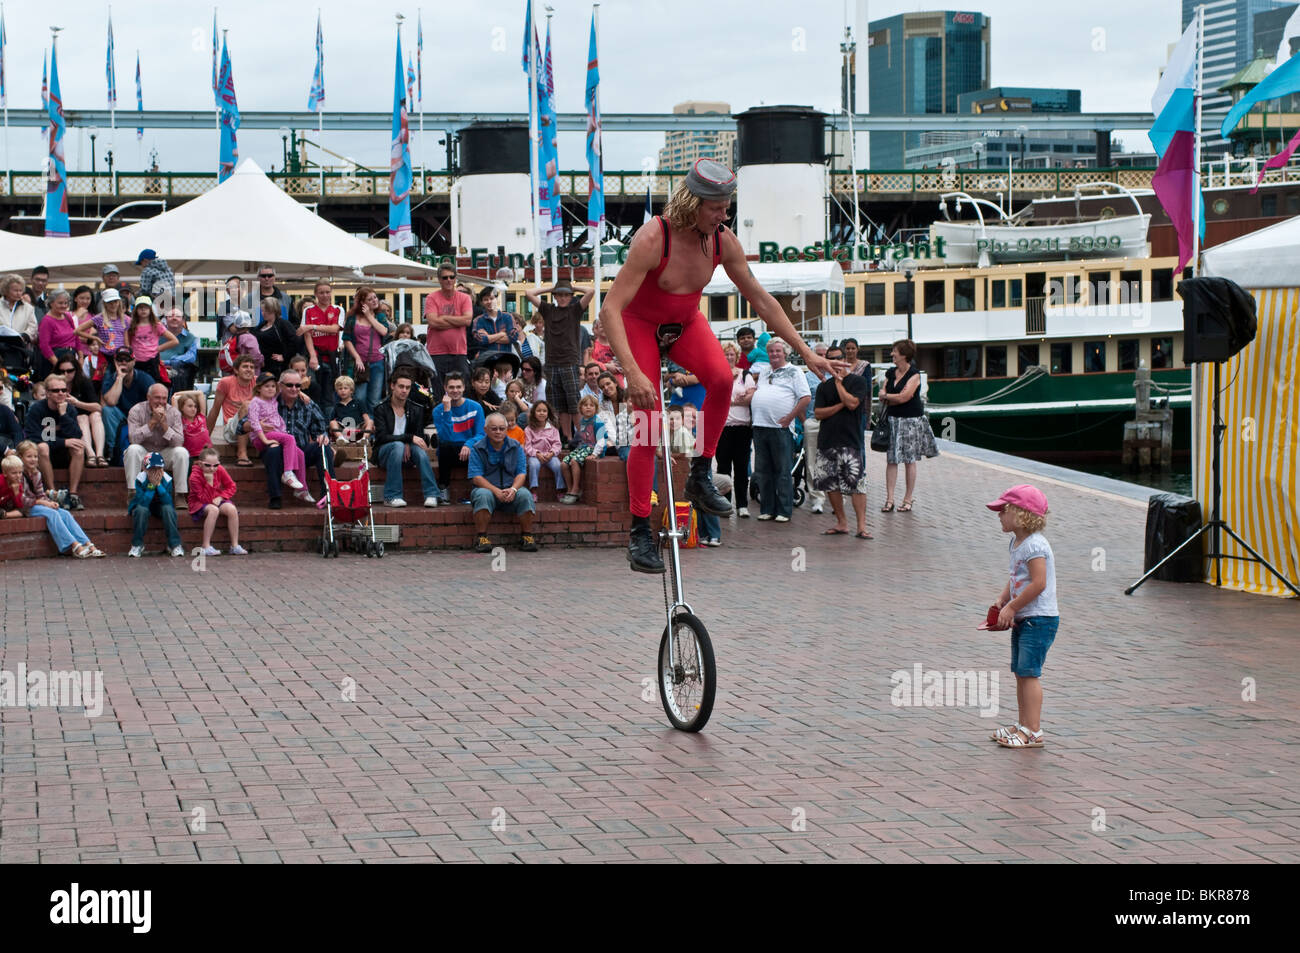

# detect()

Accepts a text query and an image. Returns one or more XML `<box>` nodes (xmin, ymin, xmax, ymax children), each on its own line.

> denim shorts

<box><xmin>1010</xmin><ymin>615</ymin><xmax>1059</xmax><ymax>678</ymax></box>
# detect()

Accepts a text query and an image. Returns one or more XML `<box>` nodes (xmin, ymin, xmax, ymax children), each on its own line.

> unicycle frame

<box><xmin>658</xmin><ymin>352</ymin><xmax>694</xmax><ymax>637</ymax></box>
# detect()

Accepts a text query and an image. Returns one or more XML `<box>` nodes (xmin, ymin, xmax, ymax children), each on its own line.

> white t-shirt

<box><xmin>1008</xmin><ymin>532</ymin><xmax>1058</xmax><ymax>619</ymax></box>
<box><xmin>750</xmin><ymin>363</ymin><xmax>811</xmax><ymax>430</ymax></box>
<box><xmin>393</xmin><ymin>411</ymin><xmax>407</xmax><ymax>437</ymax></box>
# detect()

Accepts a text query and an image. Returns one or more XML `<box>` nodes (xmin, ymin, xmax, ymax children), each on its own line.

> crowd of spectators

<box><xmin>2</xmin><ymin>257</ymin><xmax>914</xmax><ymax>557</ymax></box>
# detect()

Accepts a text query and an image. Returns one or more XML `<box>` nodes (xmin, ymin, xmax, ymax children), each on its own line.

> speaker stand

<box><xmin>1126</xmin><ymin>361</ymin><xmax>1300</xmax><ymax>597</ymax></box>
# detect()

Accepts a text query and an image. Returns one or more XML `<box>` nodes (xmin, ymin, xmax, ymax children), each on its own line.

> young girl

<box><xmin>560</xmin><ymin>394</ymin><xmax>607</xmax><ymax>504</ymax></box>
<box><xmin>83</xmin><ymin>288</ymin><xmax>130</xmax><ymax>353</ymax></box>
<box><xmin>329</xmin><ymin>375</ymin><xmax>373</xmax><ymax>442</ymax></box>
<box><xmin>504</xmin><ymin>379</ymin><xmax>529</xmax><ymax>417</ymax></box>
<box><xmin>246</xmin><ymin>372</ymin><xmax>311</xmax><ymax>501</ymax></box>
<box><xmin>985</xmin><ymin>484</ymin><xmax>1059</xmax><ymax>750</ymax></box>
<box><xmin>127</xmin><ymin>296</ymin><xmax>179</xmax><ymax>383</ymax></box>
<box><xmin>524</xmin><ymin>400</ymin><xmax>565</xmax><ymax>497</ymax></box>
<box><xmin>188</xmin><ymin>447</ymin><xmax>246</xmax><ymax>556</ymax></box>
<box><xmin>176</xmin><ymin>392</ymin><xmax>213</xmax><ymax>458</ymax></box>
<box><xmin>81</xmin><ymin>337</ymin><xmax>109</xmax><ymax>383</ymax></box>
<box><xmin>5</xmin><ymin>442</ymin><xmax>103</xmax><ymax>557</ymax></box>
<box><xmin>501</xmin><ymin>399</ymin><xmax>526</xmax><ymax>446</ymax></box>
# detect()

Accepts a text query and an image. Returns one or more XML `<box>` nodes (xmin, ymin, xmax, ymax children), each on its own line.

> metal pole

<box><xmin>906</xmin><ymin>275</ymin><xmax>914</xmax><ymax>340</ymax></box>
<box><xmin>1191</xmin><ymin>4</ymin><xmax>1203</xmax><ymax>276</ymax></box>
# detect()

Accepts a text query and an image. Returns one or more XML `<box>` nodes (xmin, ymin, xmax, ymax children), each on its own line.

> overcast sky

<box><xmin>0</xmin><ymin>0</ymin><xmax>1181</xmax><ymax>176</ymax></box>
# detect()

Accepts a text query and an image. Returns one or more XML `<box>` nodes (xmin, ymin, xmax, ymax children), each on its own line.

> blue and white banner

<box><xmin>217</xmin><ymin>37</ymin><xmax>239</xmax><ymax>182</ymax></box>
<box><xmin>308</xmin><ymin>12</ymin><xmax>325</xmax><ymax>112</ymax></box>
<box><xmin>584</xmin><ymin>11</ymin><xmax>603</xmax><ymax>246</ymax></box>
<box><xmin>106</xmin><ymin>13</ymin><xmax>117</xmax><ymax>108</ymax></box>
<box><xmin>1</xmin><ymin>10</ymin><xmax>8</xmax><ymax>109</ymax></box>
<box><xmin>388</xmin><ymin>32</ymin><xmax>413</xmax><ymax>251</ymax></box>
<box><xmin>135</xmin><ymin>52</ymin><xmax>143</xmax><ymax>140</ymax></box>
<box><xmin>45</xmin><ymin>42</ymin><xmax>69</xmax><ymax>237</ymax></box>
<box><xmin>537</xmin><ymin>20</ymin><xmax>561</xmax><ymax>249</ymax></box>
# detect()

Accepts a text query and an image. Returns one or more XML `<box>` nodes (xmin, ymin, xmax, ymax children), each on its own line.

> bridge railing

<box><xmin>17</xmin><ymin>161</ymin><xmax>1300</xmax><ymax>201</ymax></box>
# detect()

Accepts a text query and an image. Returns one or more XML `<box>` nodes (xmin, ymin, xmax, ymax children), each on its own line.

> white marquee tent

<box><xmin>0</xmin><ymin>158</ymin><xmax>437</xmax><ymax>283</ymax></box>
<box><xmin>702</xmin><ymin>261</ymin><xmax>846</xmax><ymax>296</ymax></box>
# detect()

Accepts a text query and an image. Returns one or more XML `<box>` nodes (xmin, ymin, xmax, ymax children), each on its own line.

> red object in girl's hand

<box><xmin>978</xmin><ymin>605</ymin><xmax>1010</xmax><ymax>631</ymax></box>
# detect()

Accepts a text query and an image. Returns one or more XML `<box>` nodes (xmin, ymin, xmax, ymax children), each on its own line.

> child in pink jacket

<box><xmin>523</xmin><ymin>400</ymin><xmax>565</xmax><ymax>497</ymax></box>
<box><xmin>246</xmin><ymin>373</ymin><xmax>311</xmax><ymax>501</ymax></box>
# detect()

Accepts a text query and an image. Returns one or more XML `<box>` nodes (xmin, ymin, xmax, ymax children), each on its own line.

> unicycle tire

<box><xmin>657</xmin><ymin>612</ymin><xmax>716</xmax><ymax>732</ymax></box>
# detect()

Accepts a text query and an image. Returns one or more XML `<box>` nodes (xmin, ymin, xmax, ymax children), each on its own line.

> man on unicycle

<box><xmin>601</xmin><ymin>159</ymin><xmax>837</xmax><ymax>573</ymax></box>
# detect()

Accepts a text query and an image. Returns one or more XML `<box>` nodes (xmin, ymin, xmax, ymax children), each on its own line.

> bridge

<box><xmin>1</xmin><ymin>166</ymin><xmax>1160</xmax><ymax>205</ymax></box>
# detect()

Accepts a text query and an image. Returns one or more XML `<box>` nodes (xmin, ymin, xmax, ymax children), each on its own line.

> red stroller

<box><xmin>319</xmin><ymin>442</ymin><xmax>385</xmax><ymax>558</ymax></box>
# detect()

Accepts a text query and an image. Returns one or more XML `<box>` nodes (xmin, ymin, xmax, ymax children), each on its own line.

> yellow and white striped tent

<box><xmin>1199</xmin><ymin>220</ymin><xmax>1300</xmax><ymax>598</ymax></box>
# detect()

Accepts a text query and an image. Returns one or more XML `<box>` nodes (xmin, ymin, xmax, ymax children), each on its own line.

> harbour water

<box><xmin>1058</xmin><ymin>462</ymin><xmax>1193</xmax><ymax>498</ymax></box>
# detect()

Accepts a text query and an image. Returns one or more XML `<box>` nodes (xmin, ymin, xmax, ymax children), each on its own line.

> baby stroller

<box><xmin>382</xmin><ymin>338</ymin><xmax>441</xmax><ymax>408</ymax></box>
<box><xmin>319</xmin><ymin>441</ymin><xmax>384</xmax><ymax>558</ymax></box>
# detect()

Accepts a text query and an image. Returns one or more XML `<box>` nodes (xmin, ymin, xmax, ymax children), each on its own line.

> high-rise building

<box><xmin>867</xmin><ymin>10</ymin><xmax>991</xmax><ymax>168</ymax></box>
<box><xmin>904</xmin><ymin>87</ymin><xmax>1092</xmax><ymax>168</ymax></box>
<box><xmin>1254</xmin><ymin>3</ymin><xmax>1299</xmax><ymax>57</ymax></box>
<box><xmin>657</xmin><ymin>101</ymin><xmax>737</xmax><ymax>171</ymax></box>
<box><xmin>1183</xmin><ymin>0</ymin><xmax>1294</xmax><ymax>152</ymax></box>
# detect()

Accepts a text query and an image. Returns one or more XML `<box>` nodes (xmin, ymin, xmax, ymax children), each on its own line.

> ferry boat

<box><xmin>703</xmin><ymin>251</ymin><xmax>1192</xmax><ymax>462</ymax></box>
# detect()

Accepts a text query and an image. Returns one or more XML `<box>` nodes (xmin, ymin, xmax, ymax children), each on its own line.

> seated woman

<box><xmin>595</xmin><ymin>371</ymin><xmax>632</xmax><ymax>461</ymax></box>
<box><xmin>468</xmin><ymin>365</ymin><xmax>502</xmax><ymax>416</ymax></box>
<box><xmin>55</xmin><ymin>353</ymin><xmax>108</xmax><ymax>467</ymax></box>
<box><xmin>517</xmin><ymin>356</ymin><xmax>547</xmax><ymax>408</ymax></box>
<box><xmin>3</xmin><ymin>442</ymin><xmax>104</xmax><ymax>557</ymax></box>
<box><xmin>188</xmin><ymin>447</ymin><xmax>246</xmax><ymax>556</ymax></box>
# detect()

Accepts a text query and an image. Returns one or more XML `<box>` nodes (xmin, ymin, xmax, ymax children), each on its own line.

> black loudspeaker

<box><xmin>1177</xmin><ymin>277</ymin><xmax>1258</xmax><ymax>364</ymax></box>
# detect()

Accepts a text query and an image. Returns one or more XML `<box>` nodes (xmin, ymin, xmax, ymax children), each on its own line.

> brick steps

<box><xmin>0</xmin><ymin>455</ymin><xmax>638</xmax><ymax>560</ymax></box>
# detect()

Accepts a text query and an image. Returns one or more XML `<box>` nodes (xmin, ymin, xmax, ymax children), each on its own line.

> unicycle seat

<box><xmin>655</xmin><ymin>323</ymin><xmax>684</xmax><ymax>356</ymax></box>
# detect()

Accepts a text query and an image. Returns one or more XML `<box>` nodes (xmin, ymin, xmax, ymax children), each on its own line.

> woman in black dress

<box><xmin>878</xmin><ymin>338</ymin><xmax>938</xmax><ymax>512</ymax></box>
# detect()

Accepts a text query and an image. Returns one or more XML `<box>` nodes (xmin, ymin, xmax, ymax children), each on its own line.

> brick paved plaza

<box><xmin>2</xmin><ymin>448</ymin><xmax>1297</xmax><ymax>863</ymax></box>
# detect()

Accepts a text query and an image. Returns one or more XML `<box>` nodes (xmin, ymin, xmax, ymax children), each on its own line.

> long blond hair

<box><xmin>661</xmin><ymin>181</ymin><xmax>702</xmax><ymax>232</ymax></box>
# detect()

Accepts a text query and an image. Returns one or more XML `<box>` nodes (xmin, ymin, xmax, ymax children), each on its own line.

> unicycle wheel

<box><xmin>657</xmin><ymin>612</ymin><xmax>716</xmax><ymax>732</ymax></box>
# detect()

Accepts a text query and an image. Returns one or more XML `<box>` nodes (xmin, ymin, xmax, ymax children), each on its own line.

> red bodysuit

<box><xmin>622</xmin><ymin>217</ymin><xmax>734</xmax><ymax>518</ymax></box>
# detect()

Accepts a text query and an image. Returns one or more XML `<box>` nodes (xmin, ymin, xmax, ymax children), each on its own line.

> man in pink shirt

<box><xmin>423</xmin><ymin>264</ymin><xmax>473</xmax><ymax>400</ymax></box>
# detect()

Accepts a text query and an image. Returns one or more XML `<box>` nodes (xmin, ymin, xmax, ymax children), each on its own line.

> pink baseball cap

<box><xmin>986</xmin><ymin>484</ymin><xmax>1048</xmax><ymax>517</ymax></box>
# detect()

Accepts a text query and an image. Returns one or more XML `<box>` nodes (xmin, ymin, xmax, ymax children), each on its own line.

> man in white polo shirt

<box><xmin>749</xmin><ymin>339</ymin><xmax>810</xmax><ymax>522</ymax></box>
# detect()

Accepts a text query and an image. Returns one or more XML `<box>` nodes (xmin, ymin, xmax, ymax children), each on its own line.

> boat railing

<box><xmin>1025</xmin><ymin>296</ymin><xmax>1047</xmax><ymax>335</ymax></box>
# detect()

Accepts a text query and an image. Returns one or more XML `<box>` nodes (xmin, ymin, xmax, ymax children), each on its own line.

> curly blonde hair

<box><xmin>662</xmin><ymin>180</ymin><xmax>702</xmax><ymax>232</ymax></box>
<box><xmin>1003</xmin><ymin>503</ymin><xmax>1047</xmax><ymax>535</ymax></box>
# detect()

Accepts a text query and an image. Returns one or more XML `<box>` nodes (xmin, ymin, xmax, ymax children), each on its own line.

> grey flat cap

<box><xmin>683</xmin><ymin>158</ymin><xmax>737</xmax><ymax>199</ymax></box>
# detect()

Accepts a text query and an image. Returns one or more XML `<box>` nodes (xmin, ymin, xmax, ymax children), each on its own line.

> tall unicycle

<box><xmin>652</xmin><ymin>323</ymin><xmax>717</xmax><ymax>731</ymax></box>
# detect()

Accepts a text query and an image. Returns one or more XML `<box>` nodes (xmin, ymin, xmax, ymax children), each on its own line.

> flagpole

<box><xmin>418</xmin><ymin>8</ymin><xmax>424</xmax><ymax>197</ymax></box>
<box><xmin>108</xmin><ymin>5</ymin><xmax>116</xmax><ymax>196</ymax></box>
<box><xmin>592</xmin><ymin>3</ymin><xmax>602</xmax><ymax>319</ymax></box>
<box><xmin>2</xmin><ymin>2</ymin><xmax>9</xmax><ymax>196</ymax></box>
<box><xmin>318</xmin><ymin>8</ymin><xmax>324</xmax><ymax>198</ymax></box>
<box><xmin>528</xmin><ymin>6</ymin><xmax>542</xmax><ymax>289</ymax></box>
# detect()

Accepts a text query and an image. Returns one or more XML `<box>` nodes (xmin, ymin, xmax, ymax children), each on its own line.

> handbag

<box><xmin>870</xmin><ymin>410</ymin><xmax>891</xmax><ymax>453</ymax></box>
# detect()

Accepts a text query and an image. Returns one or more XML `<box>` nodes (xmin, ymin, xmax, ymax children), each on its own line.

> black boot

<box><xmin>684</xmin><ymin>458</ymin><xmax>733</xmax><ymax>516</ymax></box>
<box><xmin>627</xmin><ymin>519</ymin><xmax>665</xmax><ymax>574</ymax></box>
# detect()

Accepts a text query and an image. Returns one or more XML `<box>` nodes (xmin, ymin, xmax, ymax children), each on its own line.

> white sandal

<box><xmin>990</xmin><ymin>723</ymin><xmax>1026</xmax><ymax>743</ymax></box>
<box><xmin>997</xmin><ymin>727</ymin><xmax>1044</xmax><ymax>748</ymax></box>
<box><xmin>70</xmin><ymin>543</ymin><xmax>93</xmax><ymax>559</ymax></box>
